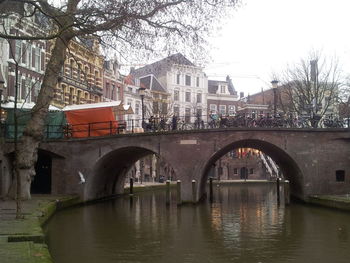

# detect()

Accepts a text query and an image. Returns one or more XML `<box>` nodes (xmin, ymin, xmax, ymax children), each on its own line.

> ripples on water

<box><xmin>45</xmin><ymin>184</ymin><xmax>350</xmax><ymax>263</ymax></box>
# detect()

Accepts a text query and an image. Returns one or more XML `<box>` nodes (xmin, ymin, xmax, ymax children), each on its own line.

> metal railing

<box><xmin>1</xmin><ymin>114</ymin><xmax>348</xmax><ymax>140</ymax></box>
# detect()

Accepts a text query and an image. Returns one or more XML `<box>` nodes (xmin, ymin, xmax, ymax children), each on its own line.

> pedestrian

<box><xmin>172</xmin><ymin>115</ymin><xmax>177</xmax><ymax>130</ymax></box>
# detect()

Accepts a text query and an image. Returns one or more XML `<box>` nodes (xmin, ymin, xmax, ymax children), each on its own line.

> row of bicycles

<box><xmin>143</xmin><ymin>114</ymin><xmax>348</xmax><ymax>132</ymax></box>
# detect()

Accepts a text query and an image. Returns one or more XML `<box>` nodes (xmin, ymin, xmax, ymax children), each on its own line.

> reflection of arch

<box><xmin>86</xmin><ymin>147</ymin><xmax>156</xmax><ymax>201</ymax></box>
<box><xmin>199</xmin><ymin>139</ymin><xmax>304</xmax><ymax>200</ymax></box>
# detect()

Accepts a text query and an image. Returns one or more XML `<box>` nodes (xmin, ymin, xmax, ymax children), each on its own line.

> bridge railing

<box><xmin>1</xmin><ymin>114</ymin><xmax>348</xmax><ymax>140</ymax></box>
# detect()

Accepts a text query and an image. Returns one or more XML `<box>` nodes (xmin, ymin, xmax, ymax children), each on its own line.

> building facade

<box><xmin>103</xmin><ymin>60</ymin><xmax>123</xmax><ymax>102</ymax></box>
<box><xmin>207</xmin><ymin>75</ymin><xmax>238</xmax><ymax>117</ymax></box>
<box><xmin>0</xmin><ymin>7</ymin><xmax>46</xmax><ymax>105</ymax></box>
<box><xmin>50</xmin><ymin>37</ymin><xmax>104</xmax><ymax>108</ymax></box>
<box><xmin>132</xmin><ymin>53</ymin><xmax>208</xmax><ymax>123</ymax></box>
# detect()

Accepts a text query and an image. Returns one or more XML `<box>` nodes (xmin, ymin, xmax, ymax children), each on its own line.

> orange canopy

<box><xmin>65</xmin><ymin>107</ymin><xmax>118</xmax><ymax>138</ymax></box>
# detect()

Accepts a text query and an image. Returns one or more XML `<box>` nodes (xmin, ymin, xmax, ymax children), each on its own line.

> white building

<box><xmin>132</xmin><ymin>53</ymin><xmax>208</xmax><ymax>123</ymax></box>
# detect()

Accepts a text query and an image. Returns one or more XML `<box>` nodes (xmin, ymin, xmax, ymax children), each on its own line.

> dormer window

<box><xmin>220</xmin><ymin>85</ymin><xmax>226</xmax><ymax>93</ymax></box>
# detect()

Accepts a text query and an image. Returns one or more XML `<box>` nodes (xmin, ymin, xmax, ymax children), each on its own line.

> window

<box><xmin>174</xmin><ymin>90</ymin><xmax>179</xmax><ymax>101</ymax></box>
<box><xmin>228</xmin><ymin>105</ymin><xmax>235</xmax><ymax>116</ymax></box>
<box><xmin>196</xmin><ymin>77</ymin><xmax>199</xmax><ymax>87</ymax></box>
<box><xmin>94</xmin><ymin>71</ymin><xmax>98</xmax><ymax>85</ymax></box>
<box><xmin>77</xmin><ymin>90</ymin><xmax>82</xmax><ymax>104</ymax></box>
<box><xmin>21</xmin><ymin>42</ymin><xmax>27</xmax><ymax>64</ymax></box>
<box><xmin>210</xmin><ymin>104</ymin><xmax>217</xmax><ymax>113</ymax></box>
<box><xmin>25</xmin><ymin>78</ymin><xmax>31</xmax><ymax>103</ymax></box>
<box><xmin>106</xmin><ymin>83</ymin><xmax>110</xmax><ymax>98</ymax></box>
<box><xmin>111</xmin><ymin>85</ymin><xmax>115</xmax><ymax>100</ymax></box>
<box><xmin>185</xmin><ymin>108</ymin><xmax>191</xmax><ymax>123</ymax></box>
<box><xmin>33</xmin><ymin>82</ymin><xmax>40</xmax><ymax>102</ymax></box>
<box><xmin>185</xmin><ymin>91</ymin><xmax>191</xmax><ymax>102</ymax></box>
<box><xmin>250</xmin><ymin>168</ymin><xmax>254</xmax><ymax>174</ymax></box>
<box><xmin>69</xmin><ymin>87</ymin><xmax>74</xmax><ymax>104</ymax></box>
<box><xmin>32</xmin><ymin>47</ymin><xmax>36</xmax><ymax>68</ymax></box>
<box><xmin>77</xmin><ymin>64</ymin><xmax>82</xmax><ymax>81</ymax></box>
<box><xmin>162</xmin><ymin>102</ymin><xmax>168</xmax><ymax>115</ymax></box>
<box><xmin>116</xmin><ymin>87</ymin><xmax>120</xmax><ymax>100</ymax></box>
<box><xmin>128</xmin><ymin>87</ymin><xmax>133</xmax><ymax>93</ymax></box>
<box><xmin>336</xmin><ymin>170</ymin><xmax>345</xmax><ymax>182</ymax></box>
<box><xmin>220</xmin><ymin>85</ymin><xmax>226</xmax><ymax>93</ymax></box>
<box><xmin>15</xmin><ymin>40</ymin><xmax>21</xmax><ymax>61</ymax></box>
<box><xmin>196</xmin><ymin>108</ymin><xmax>202</xmax><ymax>118</ymax></box>
<box><xmin>135</xmin><ymin>103</ymin><xmax>140</xmax><ymax>115</ymax></box>
<box><xmin>35</xmin><ymin>48</ymin><xmax>40</xmax><ymax>71</ymax></box>
<box><xmin>185</xmin><ymin>75</ymin><xmax>191</xmax><ymax>86</ymax></box>
<box><xmin>252</xmin><ymin>110</ymin><xmax>256</xmax><ymax>119</ymax></box>
<box><xmin>61</xmin><ymin>84</ymin><xmax>66</xmax><ymax>102</ymax></box>
<box><xmin>196</xmin><ymin>93</ymin><xmax>202</xmax><ymax>103</ymax></box>
<box><xmin>70</xmin><ymin>60</ymin><xmax>74</xmax><ymax>78</ymax></box>
<box><xmin>176</xmin><ymin>73</ymin><xmax>180</xmax><ymax>84</ymax></box>
<box><xmin>234</xmin><ymin>168</ymin><xmax>238</xmax><ymax>174</ymax></box>
<box><xmin>153</xmin><ymin>101</ymin><xmax>159</xmax><ymax>114</ymax></box>
<box><xmin>219</xmin><ymin>105</ymin><xmax>226</xmax><ymax>115</ymax></box>
<box><xmin>173</xmin><ymin>106</ymin><xmax>179</xmax><ymax>116</ymax></box>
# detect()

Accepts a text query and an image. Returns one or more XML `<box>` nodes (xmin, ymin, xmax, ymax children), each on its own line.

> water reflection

<box><xmin>45</xmin><ymin>184</ymin><xmax>350</xmax><ymax>263</ymax></box>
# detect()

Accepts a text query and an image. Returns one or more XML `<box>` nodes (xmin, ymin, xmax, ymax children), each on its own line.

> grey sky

<box><xmin>205</xmin><ymin>0</ymin><xmax>350</xmax><ymax>95</ymax></box>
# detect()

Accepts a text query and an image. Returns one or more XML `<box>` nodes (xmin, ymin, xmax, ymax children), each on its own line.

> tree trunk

<box><xmin>7</xmin><ymin>35</ymin><xmax>71</xmax><ymax>200</ymax></box>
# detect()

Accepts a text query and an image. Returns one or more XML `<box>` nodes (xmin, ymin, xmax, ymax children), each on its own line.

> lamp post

<box><xmin>0</xmin><ymin>69</ymin><xmax>5</xmax><ymax>118</ymax></box>
<box><xmin>139</xmin><ymin>87</ymin><xmax>146</xmax><ymax>129</ymax></box>
<box><xmin>0</xmin><ymin>76</ymin><xmax>5</xmax><ymax>136</ymax></box>
<box><xmin>271</xmin><ymin>80</ymin><xmax>279</xmax><ymax>117</ymax></box>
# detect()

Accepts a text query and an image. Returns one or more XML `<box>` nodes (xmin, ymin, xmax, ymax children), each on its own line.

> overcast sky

<box><xmin>204</xmin><ymin>0</ymin><xmax>350</xmax><ymax>96</ymax></box>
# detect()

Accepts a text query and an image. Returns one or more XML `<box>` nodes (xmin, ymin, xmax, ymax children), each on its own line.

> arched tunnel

<box><xmin>199</xmin><ymin>139</ymin><xmax>304</xmax><ymax>201</ymax></box>
<box><xmin>85</xmin><ymin>146</ymin><xmax>168</xmax><ymax>201</ymax></box>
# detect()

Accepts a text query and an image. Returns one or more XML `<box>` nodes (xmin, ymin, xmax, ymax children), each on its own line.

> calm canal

<box><xmin>45</xmin><ymin>184</ymin><xmax>350</xmax><ymax>263</ymax></box>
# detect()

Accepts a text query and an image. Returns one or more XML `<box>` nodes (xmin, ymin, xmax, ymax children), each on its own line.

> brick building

<box><xmin>207</xmin><ymin>75</ymin><xmax>238</xmax><ymax>117</ymax></box>
<box><xmin>50</xmin><ymin>37</ymin><xmax>104</xmax><ymax>108</ymax></box>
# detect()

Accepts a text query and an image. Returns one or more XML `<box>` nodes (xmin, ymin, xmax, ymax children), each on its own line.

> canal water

<box><xmin>45</xmin><ymin>184</ymin><xmax>350</xmax><ymax>263</ymax></box>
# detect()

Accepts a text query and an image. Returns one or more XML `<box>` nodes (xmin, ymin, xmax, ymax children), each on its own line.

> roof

<box><xmin>208</xmin><ymin>76</ymin><xmax>237</xmax><ymax>95</ymax></box>
<box><xmin>2</xmin><ymin>102</ymin><xmax>61</xmax><ymax>111</ymax></box>
<box><xmin>140</xmin><ymin>75</ymin><xmax>167</xmax><ymax>93</ymax></box>
<box><xmin>131</xmin><ymin>53</ymin><xmax>195</xmax><ymax>79</ymax></box>
<box><xmin>62</xmin><ymin>101</ymin><xmax>122</xmax><ymax>111</ymax></box>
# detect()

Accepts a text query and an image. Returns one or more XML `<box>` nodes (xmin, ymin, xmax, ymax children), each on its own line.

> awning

<box><xmin>62</xmin><ymin>101</ymin><xmax>134</xmax><ymax>114</ymax></box>
<box><xmin>2</xmin><ymin>101</ymin><xmax>61</xmax><ymax>111</ymax></box>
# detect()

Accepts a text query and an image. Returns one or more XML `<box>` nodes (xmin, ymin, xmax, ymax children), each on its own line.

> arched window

<box><xmin>70</xmin><ymin>60</ymin><xmax>74</xmax><ymax>78</ymax></box>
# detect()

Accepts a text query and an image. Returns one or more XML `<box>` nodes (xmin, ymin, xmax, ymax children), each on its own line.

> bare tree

<box><xmin>0</xmin><ymin>0</ymin><xmax>239</xmax><ymax>200</ymax></box>
<box><xmin>278</xmin><ymin>52</ymin><xmax>343</xmax><ymax>127</ymax></box>
<box><xmin>338</xmin><ymin>77</ymin><xmax>350</xmax><ymax>126</ymax></box>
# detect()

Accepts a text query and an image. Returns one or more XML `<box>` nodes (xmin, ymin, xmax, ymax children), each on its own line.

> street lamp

<box><xmin>271</xmin><ymin>80</ymin><xmax>279</xmax><ymax>117</ymax></box>
<box><xmin>139</xmin><ymin>87</ymin><xmax>146</xmax><ymax>129</ymax></box>
<box><xmin>0</xmin><ymin>71</ymin><xmax>6</xmax><ymax>124</ymax></box>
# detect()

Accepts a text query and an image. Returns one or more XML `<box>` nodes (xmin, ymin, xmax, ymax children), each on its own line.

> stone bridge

<box><xmin>3</xmin><ymin>128</ymin><xmax>350</xmax><ymax>203</ymax></box>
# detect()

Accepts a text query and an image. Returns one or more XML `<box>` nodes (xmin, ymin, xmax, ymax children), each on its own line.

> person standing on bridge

<box><xmin>172</xmin><ymin>115</ymin><xmax>178</xmax><ymax>130</ymax></box>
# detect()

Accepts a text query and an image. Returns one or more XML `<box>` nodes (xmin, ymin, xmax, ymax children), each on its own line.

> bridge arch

<box><xmin>85</xmin><ymin>146</ymin><xmax>162</xmax><ymax>201</ymax></box>
<box><xmin>199</xmin><ymin>139</ymin><xmax>304</xmax><ymax>200</ymax></box>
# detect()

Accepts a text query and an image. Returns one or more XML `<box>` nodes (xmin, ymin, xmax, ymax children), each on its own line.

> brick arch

<box><xmin>199</xmin><ymin>139</ymin><xmax>304</xmax><ymax>200</ymax></box>
<box><xmin>85</xmin><ymin>146</ymin><xmax>156</xmax><ymax>201</ymax></box>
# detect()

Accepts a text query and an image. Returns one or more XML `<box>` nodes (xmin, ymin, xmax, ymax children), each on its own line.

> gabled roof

<box><xmin>131</xmin><ymin>53</ymin><xmax>195</xmax><ymax>79</ymax></box>
<box><xmin>140</xmin><ymin>75</ymin><xmax>167</xmax><ymax>93</ymax></box>
<box><xmin>208</xmin><ymin>76</ymin><xmax>237</xmax><ymax>96</ymax></box>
